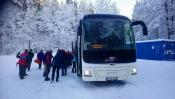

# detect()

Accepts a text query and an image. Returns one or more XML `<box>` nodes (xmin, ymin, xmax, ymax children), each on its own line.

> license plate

<box><xmin>106</xmin><ymin>77</ymin><xmax>118</xmax><ymax>81</ymax></box>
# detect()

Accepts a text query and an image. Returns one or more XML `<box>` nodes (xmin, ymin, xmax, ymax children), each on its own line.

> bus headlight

<box><xmin>84</xmin><ymin>70</ymin><xmax>92</xmax><ymax>77</ymax></box>
<box><xmin>131</xmin><ymin>68</ymin><xmax>137</xmax><ymax>75</ymax></box>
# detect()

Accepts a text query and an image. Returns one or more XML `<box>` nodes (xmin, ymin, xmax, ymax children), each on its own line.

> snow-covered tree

<box><xmin>133</xmin><ymin>0</ymin><xmax>175</xmax><ymax>41</ymax></box>
<box><xmin>78</xmin><ymin>0</ymin><xmax>94</xmax><ymax>18</ymax></box>
<box><xmin>94</xmin><ymin>0</ymin><xmax>119</xmax><ymax>14</ymax></box>
<box><xmin>0</xmin><ymin>0</ymin><xmax>120</xmax><ymax>54</ymax></box>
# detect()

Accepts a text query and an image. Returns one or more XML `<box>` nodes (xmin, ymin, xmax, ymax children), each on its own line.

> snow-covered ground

<box><xmin>0</xmin><ymin>55</ymin><xmax>175</xmax><ymax>99</ymax></box>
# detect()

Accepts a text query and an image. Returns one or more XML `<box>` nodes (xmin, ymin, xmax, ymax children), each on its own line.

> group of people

<box><xmin>16</xmin><ymin>49</ymin><xmax>77</xmax><ymax>82</ymax></box>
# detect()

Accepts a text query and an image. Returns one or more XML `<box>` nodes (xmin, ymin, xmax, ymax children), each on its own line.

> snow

<box><xmin>0</xmin><ymin>55</ymin><xmax>175</xmax><ymax>99</ymax></box>
<box><xmin>136</xmin><ymin>39</ymin><xmax>175</xmax><ymax>43</ymax></box>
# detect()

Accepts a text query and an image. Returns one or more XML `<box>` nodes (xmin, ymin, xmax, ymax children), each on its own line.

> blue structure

<box><xmin>136</xmin><ymin>39</ymin><xmax>175</xmax><ymax>61</ymax></box>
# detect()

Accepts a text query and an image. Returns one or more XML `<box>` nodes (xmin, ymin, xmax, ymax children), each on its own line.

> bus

<box><xmin>75</xmin><ymin>14</ymin><xmax>148</xmax><ymax>81</ymax></box>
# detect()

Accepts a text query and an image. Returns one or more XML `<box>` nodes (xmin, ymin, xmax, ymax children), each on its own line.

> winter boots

<box><xmin>45</xmin><ymin>77</ymin><xmax>50</xmax><ymax>81</ymax></box>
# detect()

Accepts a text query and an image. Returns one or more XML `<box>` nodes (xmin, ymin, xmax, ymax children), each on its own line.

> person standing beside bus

<box><xmin>51</xmin><ymin>49</ymin><xmax>65</xmax><ymax>82</ymax></box>
<box><xmin>62</xmin><ymin>50</ymin><xmax>68</xmax><ymax>76</ymax></box>
<box><xmin>71</xmin><ymin>51</ymin><xmax>76</xmax><ymax>73</ymax></box>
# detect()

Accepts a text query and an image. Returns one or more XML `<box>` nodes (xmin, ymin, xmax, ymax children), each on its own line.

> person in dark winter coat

<box><xmin>67</xmin><ymin>51</ymin><xmax>73</xmax><ymax>66</ymax></box>
<box><xmin>18</xmin><ymin>49</ymin><xmax>29</xmax><ymax>79</ymax></box>
<box><xmin>51</xmin><ymin>49</ymin><xmax>65</xmax><ymax>82</ymax></box>
<box><xmin>71</xmin><ymin>51</ymin><xmax>76</xmax><ymax>73</ymax></box>
<box><xmin>28</xmin><ymin>49</ymin><xmax>34</xmax><ymax>71</ymax></box>
<box><xmin>37</xmin><ymin>50</ymin><xmax>45</xmax><ymax>69</ymax></box>
<box><xmin>62</xmin><ymin>51</ymin><xmax>67</xmax><ymax>76</ymax></box>
<box><xmin>62</xmin><ymin>51</ymin><xmax>73</xmax><ymax>75</ymax></box>
<box><xmin>43</xmin><ymin>50</ymin><xmax>53</xmax><ymax>81</ymax></box>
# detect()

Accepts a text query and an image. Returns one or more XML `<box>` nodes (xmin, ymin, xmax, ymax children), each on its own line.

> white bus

<box><xmin>75</xmin><ymin>14</ymin><xmax>148</xmax><ymax>81</ymax></box>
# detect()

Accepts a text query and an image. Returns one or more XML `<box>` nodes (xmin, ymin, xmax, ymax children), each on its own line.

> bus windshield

<box><xmin>83</xmin><ymin>19</ymin><xmax>135</xmax><ymax>51</ymax></box>
<box><xmin>82</xmin><ymin>19</ymin><xmax>136</xmax><ymax>63</ymax></box>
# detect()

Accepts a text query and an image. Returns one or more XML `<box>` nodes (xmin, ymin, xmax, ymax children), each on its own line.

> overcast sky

<box><xmin>115</xmin><ymin>0</ymin><xmax>136</xmax><ymax>19</ymax></box>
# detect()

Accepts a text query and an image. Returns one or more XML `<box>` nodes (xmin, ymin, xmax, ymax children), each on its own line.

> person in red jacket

<box><xmin>43</xmin><ymin>50</ymin><xmax>53</xmax><ymax>81</ymax></box>
<box><xmin>18</xmin><ymin>49</ymin><xmax>29</xmax><ymax>79</ymax></box>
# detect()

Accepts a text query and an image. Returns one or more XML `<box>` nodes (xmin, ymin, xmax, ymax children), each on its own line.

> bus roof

<box><xmin>83</xmin><ymin>14</ymin><xmax>130</xmax><ymax>20</ymax></box>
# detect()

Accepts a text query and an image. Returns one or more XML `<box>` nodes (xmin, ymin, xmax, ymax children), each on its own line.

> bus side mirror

<box><xmin>131</xmin><ymin>21</ymin><xmax>148</xmax><ymax>35</ymax></box>
<box><xmin>77</xmin><ymin>26</ymin><xmax>82</xmax><ymax>36</ymax></box>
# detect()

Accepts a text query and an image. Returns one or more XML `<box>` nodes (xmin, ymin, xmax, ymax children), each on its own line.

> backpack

<box><xmin>46</xmin><ymin>53</ymin><xmax>52</xmax><ymax>65</ymax></box>
<box><xmin>34</xmin><ymin>58</ymin><xmax>41</xmax><ymax>64</ymax></box>
<box><xmin>19</xmin><ymin>53</ymin><xmax>28</xmax><ymax>65</ymax></box>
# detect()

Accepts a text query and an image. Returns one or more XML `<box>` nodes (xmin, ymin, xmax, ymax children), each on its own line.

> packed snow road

<box><xmin>0</xmin><ymin>55</ymin><xmax>175</xmax><ymax>99</ymax></box>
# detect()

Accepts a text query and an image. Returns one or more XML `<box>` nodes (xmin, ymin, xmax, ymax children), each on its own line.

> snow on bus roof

<box><xmin>83</xmin><ymin>14</ymin><xmax>130</xmax><ymax>20</ymax></box>
<box><xmin>136</xmin><ymin>39</ymin><xmax>175</xmax><ymax>43</ymax></box>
